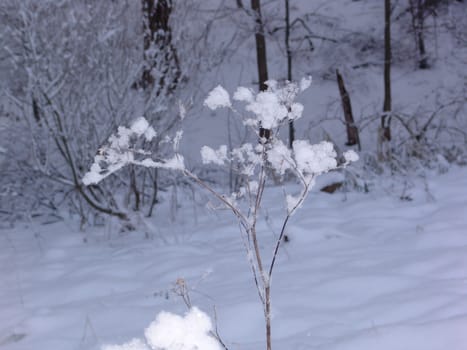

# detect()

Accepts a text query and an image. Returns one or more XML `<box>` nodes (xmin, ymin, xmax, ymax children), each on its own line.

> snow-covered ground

<box><xmin>0</xmin><ymin>1</ymin><xmax>466</xmax><ymax>347</ymax></box>
<box><xmin>1</xmin><ymin>166</ymin><xmax>466</xmax><ymax>350</ymax></box>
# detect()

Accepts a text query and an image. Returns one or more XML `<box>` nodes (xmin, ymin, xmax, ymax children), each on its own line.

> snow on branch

<box><xmin>203</xmin><ymin>78</ymin><xmax>311</xmax><ymax>131</ymax></box>
<box><xmin>204</xmin><ymin>85</ymin><xmax>231</xmax><ymax>110</ymax></box>
<box><xmin>82</xmin><ymin>117</ymin><xmax>184</xmax><ymax>186</ymax></box>
<box><xmin>82</xmin><ymin>77</ymin><xmax>359</xmax><ymax>350</ymax></box>
<box><xmin>82</xmin><ymin>79</ymin><xmax>359</xmax><ymax>217</ymax></box>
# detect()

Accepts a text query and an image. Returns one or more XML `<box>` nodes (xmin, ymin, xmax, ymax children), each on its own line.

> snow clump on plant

<box><xmin>83</xmin><ymin>77</ymin><xmax>358</xmax><ymax>350</ymax></box>
<box><xmin>102</xmin><ymin>307</ymin><xmax>221</xmax><ymax>350</ymax></box>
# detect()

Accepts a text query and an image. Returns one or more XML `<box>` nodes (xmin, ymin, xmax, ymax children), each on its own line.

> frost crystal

<box><xmin>204</xmin><ymin>85</ymin><xmax>231</xmax><ymax>110</ymax></box>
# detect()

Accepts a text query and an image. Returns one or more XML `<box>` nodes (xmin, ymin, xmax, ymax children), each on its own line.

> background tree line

<box><xmin>0</xmin><ymin>0</ymin><xmax>465</xmax><ymax>226</ymax></box>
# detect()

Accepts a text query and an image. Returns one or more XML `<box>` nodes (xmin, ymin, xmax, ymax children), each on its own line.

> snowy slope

<box><xmin>1</xmin><ymin>166</ymin><xmax>466</xmax><ymax>350</ymax></box>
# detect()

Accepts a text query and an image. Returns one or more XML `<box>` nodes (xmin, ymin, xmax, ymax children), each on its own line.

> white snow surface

<box><xmin>1</xmin><ymin>167</ymin><xmax>467</xmax><ymax>350</ymax></box>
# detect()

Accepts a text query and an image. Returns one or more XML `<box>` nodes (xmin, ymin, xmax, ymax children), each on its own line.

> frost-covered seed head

<box><xmin>204</xmin><ymin>85</ymin><xmax>231</xmax><ymax>110</ymax></box>
<box><xmin>343</xmin><ymin>150</ymin><xmax>359</xmax><ymax>163</ymax></box>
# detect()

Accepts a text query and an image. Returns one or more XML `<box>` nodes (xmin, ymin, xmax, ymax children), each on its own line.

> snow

<box><xmin>2</xmin><ymin>166</ymin><xmax>467</xmax><ymax>350</ymax></box>
<box><xmin>245</xmin><ymin>90</ymin><xmax>289</xmax><ymax>129</ymax></box>
<box><xmin>204</xmin><ymin>79</ymin><xmax>310</xmax><ymax>132</ymax></box>
<box><xmin>130</xmin><ymin>117</ymin><xmax>150</xmax><ymax>137</ymax></box>
<box><xmin>343</xmin><ymin>150</ymin><xmax>359</xmax><ymax>163</ymax></box>
<box><xmin>102</xmin><ymin>307</ymin><xmax>220</xmax><ymax>350</ymax></box>
<box><xmin>103</xmin><ymin>338</ymin><xmax>148</xmax><ymax>350</ymax></box>
<box><xmin>128</xmin><ymin>117</ymin><xmax>157</xmax><ymax>143</ymax></box>
<box><xmin>285</xmin><ymin>193</ymin><xmax>303</xmax><ymax>214</ymax></box>
<box><xmin>178</xmin><ymin>101</ymin><xmax>187</xmax><ymax>121</ymax></box>
<box><xmin>293</xmin><ymin>140</ymin><xmax>338</xmax><ymax>175</ymax></box>
<box><xmin>200</xmin><ymin>145</ymin><xmax>228</xmax><ymax>166</ymax></box>
<box><xmin>139</xmin><ymin>154</ymin><xmax>186</xmax><ymax>171</ymax></box>
<box><xmin>267</xmin><ymin>139</ymin><xmax>293</xmax><ymax>176</ymax></box>
<box><xmin>1</xmin><ymin>0</ymin><xmax>466</xmax><ymax>349</ymax></box>
<box><xmin>82</xmin><ymin>118</ymin><xmax>185</xmax><ymax>185</ymax></box>
<box><xmin>299</xmin><ymin>77</ymin><xmax>312</xmax><ymax>92</ymax></box>
<box><xmin>287</xmin><ymin>102</ymin><xmax>304</xmax><ymax>121</ymax></box>
<box><xmin>233</xmin><ymin>87</ymin><xmax>255</xmax><ymax>103</ymax></box>
<box><xmin>203</xmin><ymin>86</ymin><xmax>231</xmax><ymax>110</ymax></box>
<box><xmin>144</xmin><ymin>307</ymin><xmax>220</xmax><ymax>350</ymax></box>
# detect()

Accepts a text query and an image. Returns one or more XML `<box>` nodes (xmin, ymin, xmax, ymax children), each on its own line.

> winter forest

<box><xmin>0</xmin><ymin>0</ymin><xmax>466</xmax><ymax>349</ymax></box>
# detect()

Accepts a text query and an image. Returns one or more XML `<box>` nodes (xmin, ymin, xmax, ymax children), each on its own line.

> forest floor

<box><xmin>1</xmin><ymin>166</ymin><xmax>466</xmax><ymax>350</ymax></box>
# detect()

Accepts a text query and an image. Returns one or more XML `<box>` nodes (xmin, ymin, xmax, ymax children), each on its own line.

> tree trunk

<box><xmin>140</xmin><ymin>0</ymin><xmax>180</xmax><ymax>94</ymax></box>
<box><xmin>265</xmin><ymin>284</ymin><xmax>272</xmax><ymax>350</ymax></box>
<box><xmin>251</xmin><ymin>0</ymin><xmax>269</xmax><ymax>92</ymax></box>
<box><xmin>380</xmin><ymin>0</ymin><xmax>392</xmax><ymax>160</ymax></box>
<box><xmin>336</xmin><ymin>69</ymin><xmax>360</xmax><ymax>150</ymax></box>
<box><xmin>417</xmin><ymin>28</ymin><xmax>428</xmax><ymax>69</ymax></box>
<box><xmin>409</xmin><ymin>0</ymin><xmax>429</xmax><ymax>69</ymax></box>
<box><xmin>147</xmin><ymin>168</ymin><xmax>159</xmax><ymax>217</ymax></box>
<box><xmin>129</xmin><ymin>166</ymin><xmax>140</xmax><ymax>211</ymax></box>
<box><xmin>251</xmin><ymin>0</ymin><xmax>271</xmax><ymax>141</ymax></box>
<box><xmin>285</xmin><ymin>0</ymin><xmax>295</xmax><ymax>148</ymax></box>
<box><xmin>137</xmin><ymin>0</ymin><xmax>181</xmax><ymax>212</ymax></box>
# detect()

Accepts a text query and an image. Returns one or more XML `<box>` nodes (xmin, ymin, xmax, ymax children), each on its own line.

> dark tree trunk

<box><xmin>417</xmin><ymin>29</ymin><xmax>428</xmax><ymax>69</ymax></box>
<box><xmin>139</xmin><ymin>0</ymin><xmax>181</xmax><ymax>94</ymax></box>
<box><xmin>285</xmin><ymin>0</ymin><xmax>295</xmax><ymax>148</ymax></box>
<box><xmin>409</xmin><ymin>0</ymin><xmax>429</xmax><ymax>69</ymax></box>
<box><xmin>147</xmin><ymin>168</ymin><xmax>159</xmax><ymax>217</ymax></box>
<box><xmin>336</xmin><ymin>69</ymin><xmax>360</xmax><ymax>150</ymax></box>
<box><xmin>129</xmin><ymin>166</ymin><xmax>140</xmax><ymax>211</ymax></box>
<box><xmin>251</xmin><ymin>0</ymin><xmax>269</xmax><ymax>92</ymax></box>
<box><xmin>251</xmin><ymin>0</ymin><xmax>271</xmax><ymax>142</ymax></box>
<box><xmin>135</xmin><ymin>0</ymin><xmax>182</xmax><ymax>213</ymax></box>
<box><xmin>32</xmin><ymin>96</ymin><xmax>41</xmax><ymax>124</ymax></box>
<box><xmin>382</xmin><ymin>0</ymin><xmax>392</xmax><ymax>143</ymax></box>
